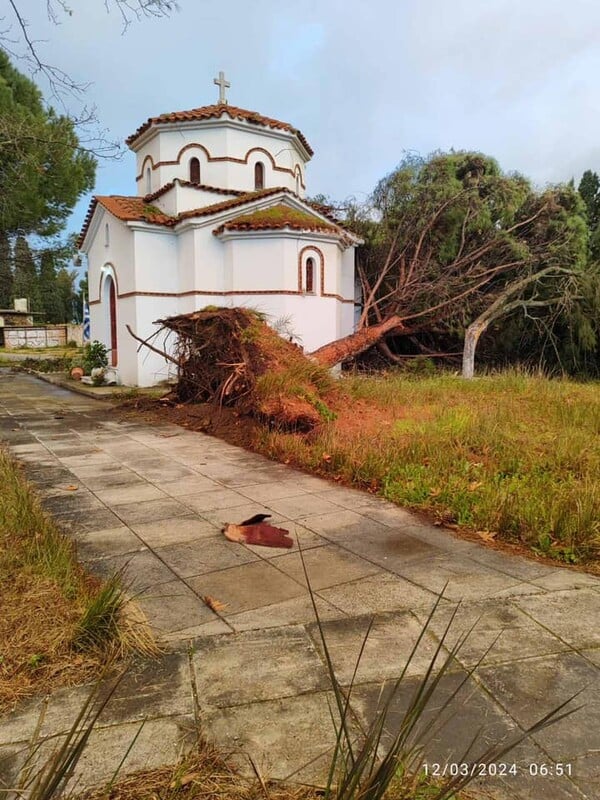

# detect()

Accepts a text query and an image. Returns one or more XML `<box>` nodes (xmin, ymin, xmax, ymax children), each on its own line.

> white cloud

<box><xmin>7</xmin><ymin>0</ymin><xmax>600</xmax><ymax>232</ymax></box>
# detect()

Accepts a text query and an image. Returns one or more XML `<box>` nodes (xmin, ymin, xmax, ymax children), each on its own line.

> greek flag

<box><xmin>83</xmin><ymin>300</ymin><xmax>91</xmax><ymax>343</ymax></box>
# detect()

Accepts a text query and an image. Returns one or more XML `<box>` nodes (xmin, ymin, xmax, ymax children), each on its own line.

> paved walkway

<box><xmin>0</xmin><ymin>371</ymin><xmax>599</xmax><ymax>800</ymax></box>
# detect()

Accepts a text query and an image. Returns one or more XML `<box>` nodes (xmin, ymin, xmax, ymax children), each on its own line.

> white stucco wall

<box><xmin>86</xmin><ymin>211</ymin><xmax>134</xmax><ymax>363</ymax></box>
<box><xmin>134</xmin><ymin>120</ymin><xmax>307</xmax><ymax>197</ymax></box>
<box><xmin>153</xmin><ymin>183</ymin><xmax>239</xmax><ymax>216</ymax></box>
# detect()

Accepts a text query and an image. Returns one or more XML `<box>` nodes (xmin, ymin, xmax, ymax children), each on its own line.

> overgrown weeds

<box><xmin>258</xmin><ymin>371</ymin><xmax>600</xmax><ymax>565</ymax></box>
<box><xmin>0</xmin><ymin>450</ymin><xmax>155</xmax><ymax>712</ymax></box>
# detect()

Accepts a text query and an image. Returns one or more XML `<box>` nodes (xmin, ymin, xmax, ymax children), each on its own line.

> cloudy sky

<box><xmin>8</xmin><ymin>0</ymin><xmax>600</xmax><ymax>238</ymax></box>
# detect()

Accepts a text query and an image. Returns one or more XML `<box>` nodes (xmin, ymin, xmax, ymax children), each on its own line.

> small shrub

<box><xmin>82</xmin><ymin>341</ymin><xmax>109</xmax><ymax>374</ymax></box>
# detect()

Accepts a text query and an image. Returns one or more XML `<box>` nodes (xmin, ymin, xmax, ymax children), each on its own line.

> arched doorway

<box><xmin>104</xmin><ymin>273</ymin><xmax>118</xmax><ymax>366</ymax></box>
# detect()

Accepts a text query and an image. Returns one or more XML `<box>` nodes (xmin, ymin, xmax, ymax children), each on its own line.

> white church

<box><xmin>79</xmin><ymin>74</ymin><xmax>361</xmax><ymax>386</ymax></box>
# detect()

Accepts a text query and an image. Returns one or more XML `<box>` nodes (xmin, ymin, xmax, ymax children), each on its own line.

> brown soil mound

<box><xmin>154</xmin><ymin>307</ymin><xmax>336</xmax><ymax>430</ymax></box>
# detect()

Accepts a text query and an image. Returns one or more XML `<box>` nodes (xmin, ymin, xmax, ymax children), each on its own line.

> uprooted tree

<box><xmin>129</xmin><ymin>152</ymin><xmax>592</xmax><ymax>425</ymax></box>
<box><xmin>127</xmin><ymin>308</ymin><xmax>338</xmax><ymax>431</ymax></box>
<box><xmin>310</xmin><ymin>152</ymin><xmax>589</xmax><ymax>374</ymax></box>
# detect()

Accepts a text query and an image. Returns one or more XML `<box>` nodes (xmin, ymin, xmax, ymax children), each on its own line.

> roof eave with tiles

<box><xmin>125</xmin><ymin>103</ymin><xmax>313</xmax><ymax>157</ymax></box>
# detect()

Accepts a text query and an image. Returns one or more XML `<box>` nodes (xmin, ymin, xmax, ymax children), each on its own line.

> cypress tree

<box><xmin>13</xmin><ymin>235</ymin><xmax>41</xmax><ymax>313</ymax></box>
<box><xmin>0</xmin><ymin>232</ymin><xmax>12</xmax><ymax>308</ymax></box>
<box><xmin>39</xmin><ymin>249</ymin><xmax>64</xmax><ymax>322</ymax></box>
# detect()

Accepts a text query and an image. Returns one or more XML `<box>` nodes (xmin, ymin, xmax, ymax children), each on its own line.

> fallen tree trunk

<box><xmin>309</xmin><ymin>315</ymin><xmax>407</xmax><ymax>367</ymax></box>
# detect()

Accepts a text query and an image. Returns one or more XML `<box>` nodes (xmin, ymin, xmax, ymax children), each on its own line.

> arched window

<box><xmin>305</xmin><ymin>257</ymin><xmax>315</xmax><ymax>294</ymax></box>
<box><xmin>254</xmin><ymin>161</ymin><xmax>265</xmax><ymax>190</ymax></box>
<box><xmin>104</xmin><ymin>223</ymin><xmax>109</xmax><ymax>247</ymax></box>
<box><xmin>145</xmin><ymin>167</ymin><xmax>151</xmax><ymax>194</ymax></box>
<box><xmin>296</xmin><ymin>173</ymin><xmax>301</xmax><ymax>194</ymax></box>
<box><xmin>189</xmin><ymin>157</ymin><xmax>201</xmax><ymax>184</ymax></box>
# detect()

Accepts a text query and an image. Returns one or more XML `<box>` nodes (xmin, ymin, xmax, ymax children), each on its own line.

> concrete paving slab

<box><xmin>266</xmin><ymin>494</ymin><xmax>345</xmax><ymax>521</ymax></box>
<box><xmin>70</xmin><ymin>466</ymin><xmax>147</xmax><ymax>490</ymax></box>
<box><xmin>307</xmin><ymin>611</ymin><xmax>445</xmax><ymax>685</ymax></box>
<box><xmin>351</xmin><ymin>670</ymin><xmax>518</xmax><ymax>765</ymax></box>
<box><xmin>181</xmin><ymin>487</ymin><xmax>256</xmax><ymax>514</ymax></box>
<box><xmin>225</xmin><ymin>594</ymin><xmax>345</xmax><ymax>632</ymax></box>
<box><xmin>318</xmin><ymin>571</ymin><xmax>437</xmax><ymax>615</ymax></box>
<box><xmin>160</xmin><ymin>619</ymin><xmax>232</xmax><ymax>641</ymax></box>
<box><xmin>134</xmin><ymin>580</ymin><xmax>219</xmax><ymax>634</ymax></box>
<box><xmin>237</xmin><ymin>481</ymin><xmax>309</xmax><ymax>504</ymax></box>
<box><xmin>202</xmin><ymin>691</ymin><xmax>340</xmax><ymax>783</ymax></box>
<box><xmin>89</xmin><ymin>549</ymin><xmax>176</xmax><ymax>592</ymax></box>
<box><xmin>514</xmin><ymin>589</ymin><xmax>600</xmax><ymax>649</ymax></box>
<box><xmin>270</xmin><ymin>544</ymin><xmax>380</xmax><ymax>590</ymax></box>
<box><xmin>53</xmin><ymin>507</ymin><xmax>127</xmax><ymax>534</ymax></box>
<box><xmin>155</xmin><ymin>536</ymin><xmax>259</xmax><ymax>578</ymax></box>
<box><xmin>67</xmin><ymin>714</ymin><xmax>196</xmax><ymax>792</ymax></box>
<box><xmin>192</xmin><ymin>626</ymin><xmax>329</xmax><ymax>707</ymax></box>
<box><xmin>187</xmin><ymin>560</ymin><xmax>307</xmax><ymax>614</ymax></box>
<box><xmin>152</xmin><ymin>475</ymin><xmax>221</xmax><ymax>496</ymax></box>
<box><xmin>130</xmin><ymin>515</ymin><xmax>221</xmax><ymax>547</ymax></box>
<box><xmin>93</xmin><ymin>483</ymin><xmax>168</xmax><ymax>505</ymax></box>
<box><xmin>412</xmin><ymin>598</ymin><xmax>573</xmax><ymax>667</ymax></box>
<box><xmin>476</xmin><ymin>651</ymin><xmax>598</xmax><ymax>754</ymax></box>
<box><xmin>390</xmin><ymin>554</ymin><xmax>538</xmax><ymax>601</ymax></box>
<box><xmin>75</xmin><ymin>526</ymin><xmax>145</xmax><ymax>560</ymax></box>
<box><xmin>112</xmin><ymin>497</ymin><xmax>191</xmax><ymax>525</ymax></box>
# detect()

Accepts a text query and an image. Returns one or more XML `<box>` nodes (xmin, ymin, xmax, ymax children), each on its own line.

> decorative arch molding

<box><xmin>298</xmin><ymin>245</ymin><xmax>325</xmax><ymax>294</ymax></box>
<box><xmin>172</xmin><ymin>142</ymin><xmax>212</xmax><ymax>164</ymax></box>
<box><xmin>135</xmin><ymin>143</ymin><xmax>306</xmax><ymax>189</ymax></box>
<box><xmin>98</xmin><ymin>264</ymin><xmax>119</xmax><ymax>367</ymax></box>
<box><xmin>139</xmin><ymin>154</ymin><xmax>155</xmax><ymax>177</ymax></box>
<box><xmin>97</xmin><ymin>262</ymin><xmax>120</xmax><ymax>302</ymax></box>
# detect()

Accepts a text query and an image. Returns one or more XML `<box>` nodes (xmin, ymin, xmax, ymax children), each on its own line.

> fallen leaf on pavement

<box><xmin>476</xmin><ymin>530</ymin><xmax>497</xmax><ymax>542</ymax></box>
<box><xmin>201</xmin><ymin>596</ymin><xmax>228</xmax><ymax>612</ymax></box>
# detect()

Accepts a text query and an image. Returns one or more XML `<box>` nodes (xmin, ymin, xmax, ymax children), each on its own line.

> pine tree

<box><xmin>39</xmin><ymin>249</ymin><xmax>64</xmax><ymax>322</ymax></box>
<box><xmin>13</xmin><ymin>235</ymin><xmax>41</xmax><ymax>313</ymax></box>
<box><xmin>0</xmin><ymin>232</ymin><xmax>12</xmax><ymax>308</ymax></box>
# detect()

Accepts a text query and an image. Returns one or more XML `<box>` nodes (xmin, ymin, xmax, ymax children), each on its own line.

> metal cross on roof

<box><xmin>214</xmin><ymin>71</ymin><xmax>231</xmax><ymax>105</ymax></box>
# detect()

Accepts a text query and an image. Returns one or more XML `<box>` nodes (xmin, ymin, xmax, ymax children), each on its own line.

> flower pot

<box><xmin>70</xmin><ymin>367</ymin><xmax>84</xmax><ymax>381</ymax></box>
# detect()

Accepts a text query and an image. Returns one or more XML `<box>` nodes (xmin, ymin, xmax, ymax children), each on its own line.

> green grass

<box><xmin>258</xmin><ymin>370</ymin><xmax>600</xmax><ymax>565</ymax></box>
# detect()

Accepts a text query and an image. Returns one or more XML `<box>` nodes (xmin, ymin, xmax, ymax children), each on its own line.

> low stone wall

<box><xmin>2</xmin><ymin>324</ymin><xmax>83</xmax><ymax>349</ymax></box>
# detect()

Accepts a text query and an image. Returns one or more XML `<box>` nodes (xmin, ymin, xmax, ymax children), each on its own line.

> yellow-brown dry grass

<box><xmin>82</xmin><ymin>740</ymin><xmax>318</xmax><ymax>800</ymax></box>
<box><xmin>0</xmin><ymin>570</ymin><xmax>103</xmax><ymax>713</ymax></box>
<box><xmin>0</xmin><ymin>449</ymin><xmax>155</xmax><ymax>713</ymax></box>
<box><xmin>80</xmin><ymin>738</ymin><xmax>477</xmax><ymax>800</ymax></box>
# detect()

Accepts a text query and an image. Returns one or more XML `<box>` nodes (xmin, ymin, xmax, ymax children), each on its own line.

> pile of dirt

<box><xmin>150</xmin><ymin>307</ymin><xmax>336</xmax><ymax>430</ymax></box>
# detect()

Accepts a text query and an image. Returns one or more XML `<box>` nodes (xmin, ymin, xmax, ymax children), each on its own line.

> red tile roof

<box><xmin>79</xmin><ymin>188</ymin><xmax>288</xmax><ymax>246</ymax></box>
<box><xmin>175</xmin><ymin>187</ymin><xmax>291</xmax><ymax>222</ymax></box>
<box><xmin>79</xmin><ymin>188</ymin><xmax>358</xmax><ymax>248</ymax></box>
<box><xmin>213</xmin><ymin>204</ymin><xmax>340</xmax><ymax>235</ymax></box>
<box><xmin>144</xmin><ymin>180</ymin><xmax>245</xmax><ymax>202</ymax></box>
<box><xmin>126</xmin><ymin>104</ymin><xmax>313</xmax><ymax>156</ymax></box>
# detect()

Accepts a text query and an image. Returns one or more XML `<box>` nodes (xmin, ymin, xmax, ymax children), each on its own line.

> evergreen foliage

<box><xmin>39</xmin><ymin>249</ymin><xmax>65</xmax><ymax>323</ymax></box>
<box><xmin>0</xmin><ymin>50</ymin><xmax>96</xmax><ymax>238</ymax></box>
<box><xmin>341</xmin><ymin>152</ymin><xmax>599</xmax><ymax>376</ymax></box>
<box><xmin>12</xmin><ymin>235</ymin><xmax>41</xmax><ymax>313</ymax></box>
<box><xmin>0</xmin><ymin>231</ymin><xmax>12</xmax><ymax>308</ymax></box>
